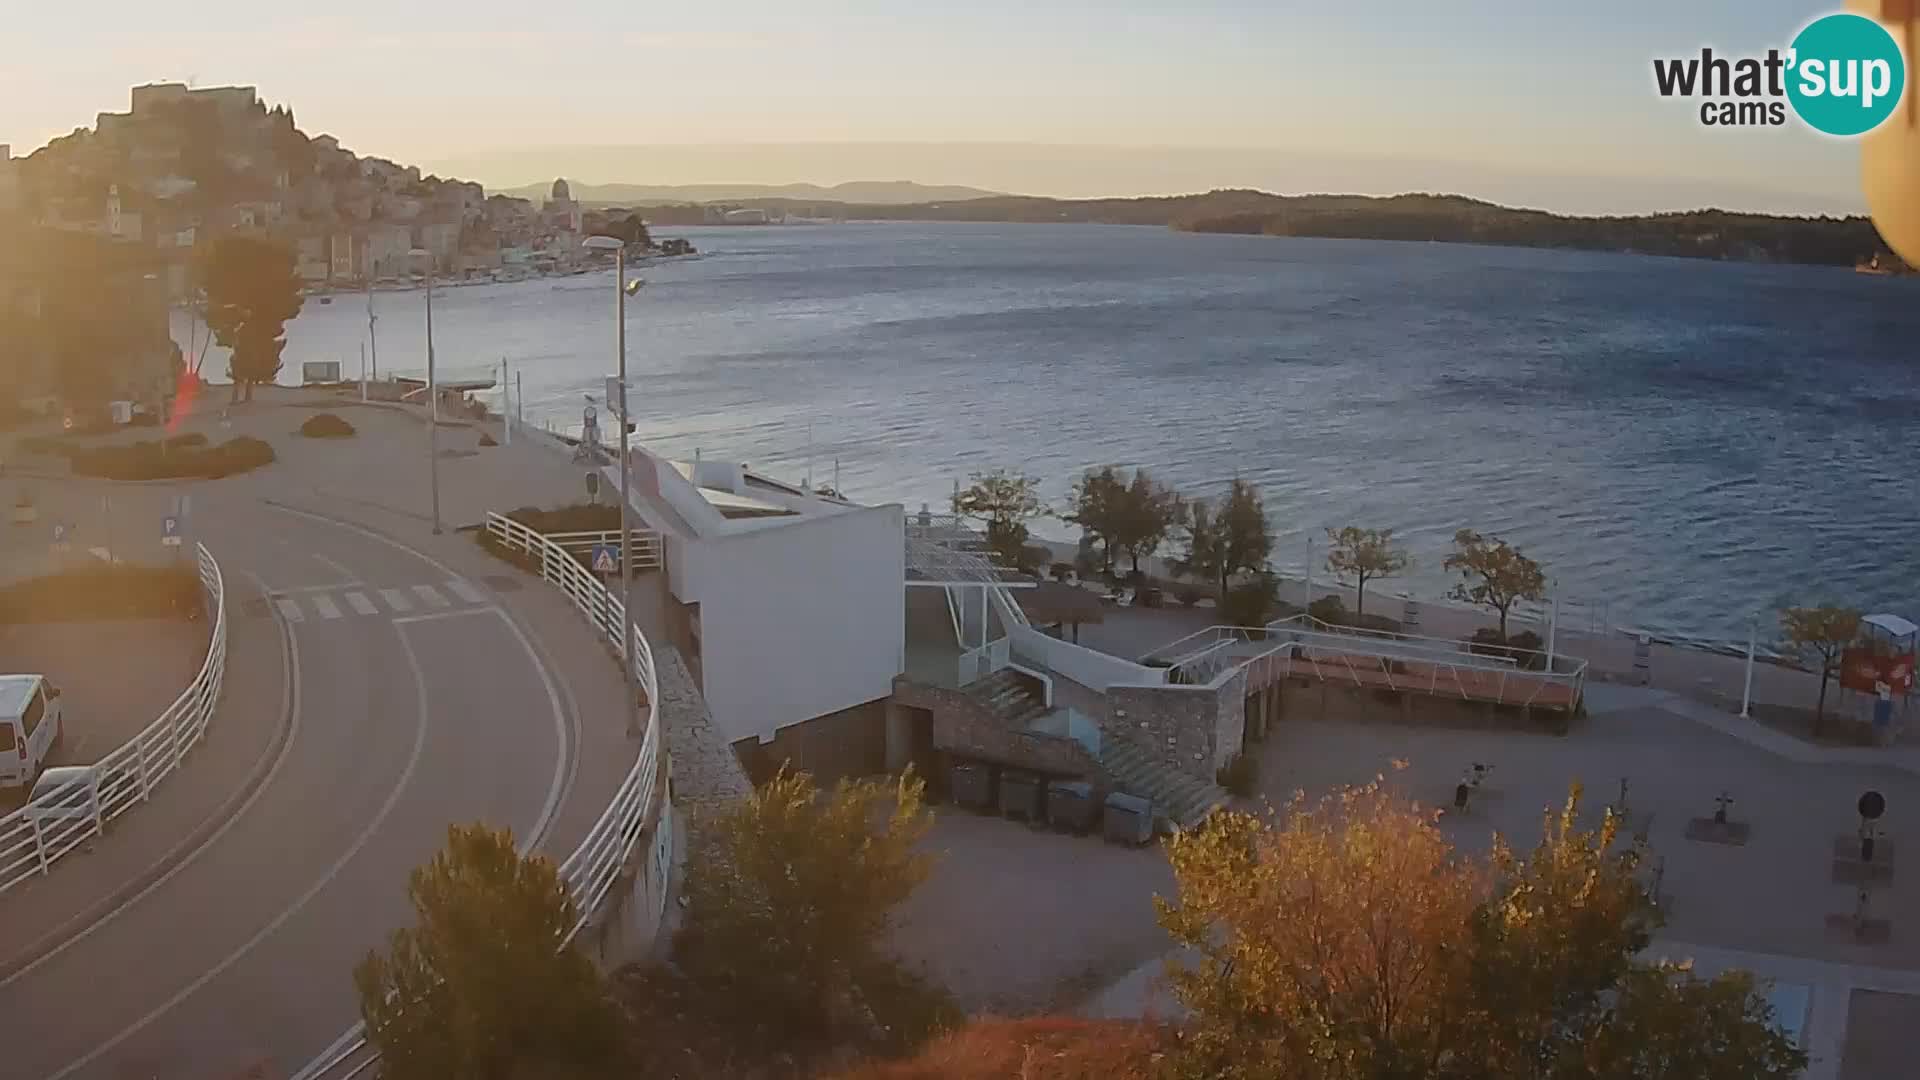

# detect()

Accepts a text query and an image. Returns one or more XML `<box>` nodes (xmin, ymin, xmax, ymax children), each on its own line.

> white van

<box><xmin>0</xmin><ymin>675</ymin><xmax>63</xmax><ymax>790</ymax></box>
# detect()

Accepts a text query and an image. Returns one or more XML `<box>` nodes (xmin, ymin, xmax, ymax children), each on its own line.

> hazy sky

<box><xmin>3</xmin><ymin>0</ymin><xmax>1871</xmax><ymax>214</ymax></box>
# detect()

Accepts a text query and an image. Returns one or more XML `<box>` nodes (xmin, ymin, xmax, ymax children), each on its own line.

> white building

<box><xmin>605</xmin><ymin>447</ymin><xmax>905</xmax><ymax>759</ymax></box>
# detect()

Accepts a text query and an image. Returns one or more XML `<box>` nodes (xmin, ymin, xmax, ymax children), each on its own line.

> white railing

<box><xmin>541</xmin><ymin>528</ymin><xmax>664</xmax><ymax>571</ymax></box>
<box><xmin>956</xmin><ymin>636</ymin><xmax>1012</xmax><ymax>687</ymax></box>
<box><xmin>0</xmin><ymin>544</ymin><xmax>226</xmax><ymax>896</ymax></box>
<box><xmin>298</xmin><ymin>514</ymin><xmax>668</xmax><ymax>1080</ymax></box>
<box><xmin>1139</xmin><ymin>620</ymin><xmax>1588</xmax><ymax>707</ymax></box>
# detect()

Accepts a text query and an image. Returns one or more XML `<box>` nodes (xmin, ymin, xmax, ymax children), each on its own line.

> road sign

<box><xmin>590</xmin><ymin>544</ymin><xmax>618</xmax><ymax>574</ymax></box>
<box><xmin>162</xmin><ymin>515</ymin><xmax>182</xmax><ymax>547</ymax></box>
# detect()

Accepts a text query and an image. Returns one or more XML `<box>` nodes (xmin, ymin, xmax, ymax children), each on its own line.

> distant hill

<box><xmin>503</xmin><ymin>180</ymin><xmax>1003</xmax><ymax>207</ymax></box>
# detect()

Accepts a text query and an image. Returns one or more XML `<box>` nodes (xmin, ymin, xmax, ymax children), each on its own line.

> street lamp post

<box><xmin>409</xmin><ymin>249</ymin><xmax>442</xmax><ymax>534</ymax></box>
<box><xmin>583</xmin><ymin>235</ymin><xmax>645</xmax><ymax>736</ymax></box>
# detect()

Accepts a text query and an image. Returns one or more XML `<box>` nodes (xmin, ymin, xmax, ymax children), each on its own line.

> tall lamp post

<box><xmin>582</xmin><ymin>235</ymin><xmax>645</xmax><ymax>735</ymax></box>
<box><xmin>408</xmin><ymin>248</ymin><xmax>442</xmax><ymax>534</ymax></box>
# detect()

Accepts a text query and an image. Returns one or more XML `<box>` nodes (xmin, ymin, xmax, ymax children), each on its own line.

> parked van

<box><xmin>0</xmin><ymin>675</ymin><xmax>63</xmax><ymax>790</ymax></box>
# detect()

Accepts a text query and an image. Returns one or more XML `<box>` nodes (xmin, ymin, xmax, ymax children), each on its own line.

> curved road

<box><xmin>0</xmin><ymin>496</ymin><xmax>580</xmax><ymax>1079</ymax></box>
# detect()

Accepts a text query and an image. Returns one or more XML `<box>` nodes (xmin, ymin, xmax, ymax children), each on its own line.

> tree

<box><xmin>1113</xmin><ymin>469</ymin><xmax>1184</xmax><ymax>578</ymax></box>
<box><xmin>1062</xmin><ymin>466</ymin><xmax>1124</xmax><ymax>576</ymax></box>
<box><xmin>952</xmin><ymin>469</ymin><xmax>1047</xmax><ymax>570</ymax></box>
<box><xmin>353</xmin><ymin>823</ymin><xmax>623</xmax><ymax>1080</ymax></box>
<box><xmin>1325</xmin><ymin>526</ymin><xmax>1411</xmax><ymax>621</ymax></box>
<box><xmin>1443</xmin><ymin>528</ymin><xmax>1546</xmax><ymax>640</ymax></box>
<box><xmin>1180</xmin><ymin>478</ymin><xmax>1272</xmax><ymax>598</ymax></box>
<box><xmin>1156</xmin><ymin>775</ymin><xmax>1482</xmax><ymax>1078</ymax></box>
<box><xmin>676</xmin><ymin>767</ymin><xmax>946</xmax><ymax>1058</ymax></box>
<box><xmin>605</xmin><ymin>212</ymin><xmax>651</xmax><ymax>249</ymax></box>
<box><xmin>1779</xmin><ymin>605</ymin><xmax>1862</xmax><ymax>733</ymax></box>
<box><xmin>201</xmin><ymin>233</ymin><xmax>304</xmax><ymax>403</ymax></box>
<box><xmin>1157</xmin><ymin>779</ymin><xmax>1806</xmax><ymax>1080</ymax></box>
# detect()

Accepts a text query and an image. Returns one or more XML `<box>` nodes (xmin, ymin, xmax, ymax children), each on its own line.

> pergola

<box><xmin>904</xmin><ymin>513</ymin><xmax>1033</xmax><ymax>655</ymax></box>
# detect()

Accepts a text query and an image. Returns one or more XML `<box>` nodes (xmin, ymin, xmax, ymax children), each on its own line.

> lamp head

<box><xmin>623</xmin><ymin>278</ymin><xmax>645</xmax><ymax>297</ymax></box>
<box><xmin>581</xmin><ymin>235</ymin><xmax>624</xmax><ymax>251</ymax></box>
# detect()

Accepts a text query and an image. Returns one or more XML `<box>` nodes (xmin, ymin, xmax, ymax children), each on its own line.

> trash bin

<box><xmin>1000</xmin><ymin>770</ymin><xmax>1043</xmax><ymax>822</ymax></box>
<box><xmin>1103</xmin><ymin>791</ymin><xmax>1155</xmax><ymax>845</ymax></box>
<box><xmin>949</xmin><ymin>759</ymin><xmax>996</xmax><ymax>812</ymax></box>
<box><xmin>1046</xmin><ymin>780</ymin><xmax>1098</xmax><ymax>835</ymax></box>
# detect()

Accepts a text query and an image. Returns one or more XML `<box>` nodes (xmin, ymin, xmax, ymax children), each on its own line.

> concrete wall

<box><xmin>1277</xmin><ymin>677</ymin><xmax>1568</xmax><ymax>734</ymax></box>
<box><xmin>670</xmin><ymin>504</ymin><xmax>905</xmax><ymax>745</ymax></box>
<box><xmin>894</xmin><ymin>677</ymin><xmax>1103</xmax><ymax>780</ymax></box>
<box><xmin>1009</xmin><ymin>623</ymin><xmax>1163</xmax><ymax>691</ymax></box>
<box><xmin>1106</xmin><ymin>668</ymin><xmax>1247</xmax><ymax>782</ymax></box>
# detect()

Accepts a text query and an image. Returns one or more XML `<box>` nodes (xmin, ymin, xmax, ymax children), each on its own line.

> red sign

<box><xmin>1841</xmin><ymin>648</ymin><xmax>1916</xmax><ymax>695</ymax></box>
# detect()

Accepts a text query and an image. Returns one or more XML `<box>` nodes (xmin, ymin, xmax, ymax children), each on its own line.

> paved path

<box><xmin>0</xmin><ymin>392</ymin><xmax>655</xmax><ymax>1080</ymax></box>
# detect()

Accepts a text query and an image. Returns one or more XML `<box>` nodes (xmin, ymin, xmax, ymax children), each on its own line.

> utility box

<box><xmin>1000</xmin><ymin>770</ymin><xmax>1044</xmax><ymax>822</ymax></box>
<box><xmin>1047</xmin><ymin>780</ymin><xmax>1098</xmax><ymax>835</ymax></box>
<box><xmin>1104</xmin><ymin>791</ymin><xmax>1155</xmax><ymax>846</ymax></box>
<box><xmin>949</xmin><ymin>759</ymin><xmax>996</xmax><ymax>813</ymax></box>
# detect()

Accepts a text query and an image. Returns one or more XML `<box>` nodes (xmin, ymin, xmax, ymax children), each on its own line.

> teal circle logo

<box><xmin>1786</xmin><ymin>13</ymin><xmax>1907</xmax><ymax>136</ymax></box>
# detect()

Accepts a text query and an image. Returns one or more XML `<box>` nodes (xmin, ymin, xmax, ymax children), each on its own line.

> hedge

<box><xmin>0</xmin><ymin>564</ymin><xmax>202</xmax><ymax>623</ymax></box>
<box><xmin>67</xmin><ymin>436</ymin><xmax>275</xmax><ymax>480</ymax></box>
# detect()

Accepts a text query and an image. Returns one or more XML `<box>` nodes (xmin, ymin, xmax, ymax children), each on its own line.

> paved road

<box><xmin>0</xmin><ymin>495</ymin><xmax>579</xmax><ymax>1080</ymax></box>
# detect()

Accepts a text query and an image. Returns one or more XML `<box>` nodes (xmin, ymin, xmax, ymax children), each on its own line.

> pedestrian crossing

<box><xmin>270</xmin><ymin>581</ymin><xmax>489</xmax><ymax>623</ymax></box>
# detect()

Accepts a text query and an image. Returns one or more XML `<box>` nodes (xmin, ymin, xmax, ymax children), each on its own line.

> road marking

<box><xmin>0</xmin><ymin>567</ymin><xmax>305</xmax><ymax>991</ymax></box>
<box><xmin>445</xmin><ymin>578</ymin><xmax>485</xmax><ymax>604</ymax></box>
<box><xmin>311</xmin><ymin>552</ymin><xmax>355</xmax><ymax>580</ymax></box>
<box><xmin>411</xmin><ymin>584</ymin><xmax>449</xmax><ymax>609</ymax></box>
<box><xmin>343</xmin><ymin>591</ymin><xmax>378</xmax><ymax>616</ymax></box>
<box><xmin>43</xmin><ymin>597</ymin><xmax>432</xmax><ymax>1080</ymax></box>
<box><xmin>275</xmin><ymin>583</ymin><xmax>364</xmax><ymax>594</ymax></box>
<box><xmin>311</xmin><ymin>595</ymin><xmax>342</xmax><ymax>620</ymax></box>
<box><xmin>274</xmin><ymin>598</ymin><xmax>305</xmax><ymax>623</ymax></box>
<box><xmin>378</xmin><ymin>588</ymin><xmax>412</xmax><ymax>613</ymax></box>
<box><xmin>392</xmin><ymin>606</ymin><xmax>497</xmax><ymax>626</ymax></box>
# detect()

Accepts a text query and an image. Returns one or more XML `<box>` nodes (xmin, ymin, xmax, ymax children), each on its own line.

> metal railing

<box><xmin>956</xmin><ymin>636</ymin><xmax>1012</xmax><ymax>687</ymax></box>
<box><xmin>0</xmin><ymin>543</ymin><xmax>226</xmax><ymax>896</ymax></box>
<box><xmin>540</xmin><ymin>528</ymin><xmax>664</xmax><ymax>571</ymax></box>
<box><xmin>1142</xmin><ymin>619</ymin><xmax>1588</xmax><ymax>709</ymax></box>
<box><xmin>298</xmin><ymin>514</ymin><xmax>667</xmax><ymax>1080</ymax></box>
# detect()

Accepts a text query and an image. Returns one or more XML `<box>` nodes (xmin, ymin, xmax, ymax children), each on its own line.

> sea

<box><xmin>174</xmin><ymin>221</ymin><xmax>1920</xmax><ymax>649</ymax></box>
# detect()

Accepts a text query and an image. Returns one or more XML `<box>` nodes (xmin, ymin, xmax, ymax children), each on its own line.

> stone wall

<box><xmin>654</xmin><ymin>644</ymin><xmax>752</xmax><ymax>812</ymax></box>
<box><xmin>1105</xmin><ymin>667</ymin><xmax>1247</xmax><ymax>783</ymax></box>
<box><xmin>894</xmin><ymin>677</ymin><xmax>1103</xmax><ymax>781</ymax></box>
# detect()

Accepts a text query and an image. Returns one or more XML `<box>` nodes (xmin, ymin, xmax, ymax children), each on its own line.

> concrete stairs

<box><xmin>967</xmin><ymin>670</ymin><xmax>1050</xmax><ymax>727</ymax></box>
<box><xmin>1100</xmin><ymin>738</ymin><xmax>1230</xmax><ymax>831</ymax></box>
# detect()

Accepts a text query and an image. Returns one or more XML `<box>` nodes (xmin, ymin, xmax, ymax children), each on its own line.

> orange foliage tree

<box><xmin>1155</xmin><ymin>774</ymin><xmax>1806</xmax><ymax>1080</ymax></box>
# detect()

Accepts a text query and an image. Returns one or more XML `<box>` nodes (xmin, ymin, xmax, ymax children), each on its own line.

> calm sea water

<box><xmin>188</xmin><ymin>222</ymin><xmax>1920</xmax><ymax>646</ymax></box>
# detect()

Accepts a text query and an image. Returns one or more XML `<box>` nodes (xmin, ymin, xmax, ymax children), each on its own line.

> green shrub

<box><xmin>1216</xmin><ymin>752</ymin><xmax>1259</xmax><ymax>797</ymax></box>
<box><xmin>1050</xmin><ymin>561</ymin><xmax>1074</xmax><ymax>581</ymax></box>
<box><xmin>1221</xmin><ymin>575</ymin><xmax>1279</xmax><ymax>630</ymax></box>
<box><xmin>1307</xmin><ymin>595</ymin><xmax>1348</xmax><ymax>626</ymax></box>
<box><xmin>298</xmin><ymin>412</ymin><xmax>356</xmax><ymax>438</ymax></box>
<box><xmin>1507</xmin><ymin>629</ymin><xmax>1547</xmax><ymax>671</ymax></box>
<box><xmin>505</xmin><ymin>502</ymin><xmax>622</xmax><ymax>533</ymax></box>
<box><xmin>478</xmin><ymin>431</ymin><xmax>498</xmax><ymax>447</ymax></box>
<box><xmin>68</xmin><ymin>435</ymin><xmax>273</xmax><ymax>480</ymax></box>
<box><xmin>1178</xmin><ymin>586</ymin><xmax>1201</xmax><ymax>607</ymax></box>
<box><xmin>1468</xmin><ymin>627</ymin><xmax>1509</xmax><ymax>657</ymax></box>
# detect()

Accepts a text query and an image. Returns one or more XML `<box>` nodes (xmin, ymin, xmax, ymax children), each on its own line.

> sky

<box><xmin>1</xmin><ymin>0</ymin><xmax>1875</xmax><ymax>215</ymax></box>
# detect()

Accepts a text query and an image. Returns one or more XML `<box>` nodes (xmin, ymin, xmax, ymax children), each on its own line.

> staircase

<box><xmin>1100</xmin><ymin>738</ymin><xmax>1231</xmax><ymax>831</ymax></box>
<box><xmin>966</xmin><ymin>670</ymin><xmax>1050</xmax><ymax>727</ymax></box>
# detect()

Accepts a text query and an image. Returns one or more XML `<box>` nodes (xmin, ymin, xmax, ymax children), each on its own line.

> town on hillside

<box><xmin>0</xmin><ymin>81</ymin><xmax>695</xmax><ymax>304</ymax></box>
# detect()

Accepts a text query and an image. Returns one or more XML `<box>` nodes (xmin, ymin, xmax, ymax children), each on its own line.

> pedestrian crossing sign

<box><xmin>591</xmin><ymin>544</ymin><xmax>618</xmax><ymax>574</ymax></box>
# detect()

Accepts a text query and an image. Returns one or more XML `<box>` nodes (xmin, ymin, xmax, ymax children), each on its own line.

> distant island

<box><xmin>633</xmin><ymin>189</ymin><xmax>1908</xmax><ymax>271</ymax></box>
<box><xmin>501</xmin><ymin>180</ymin><xmax>1004</xmax><ymax>208</ymax></box>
